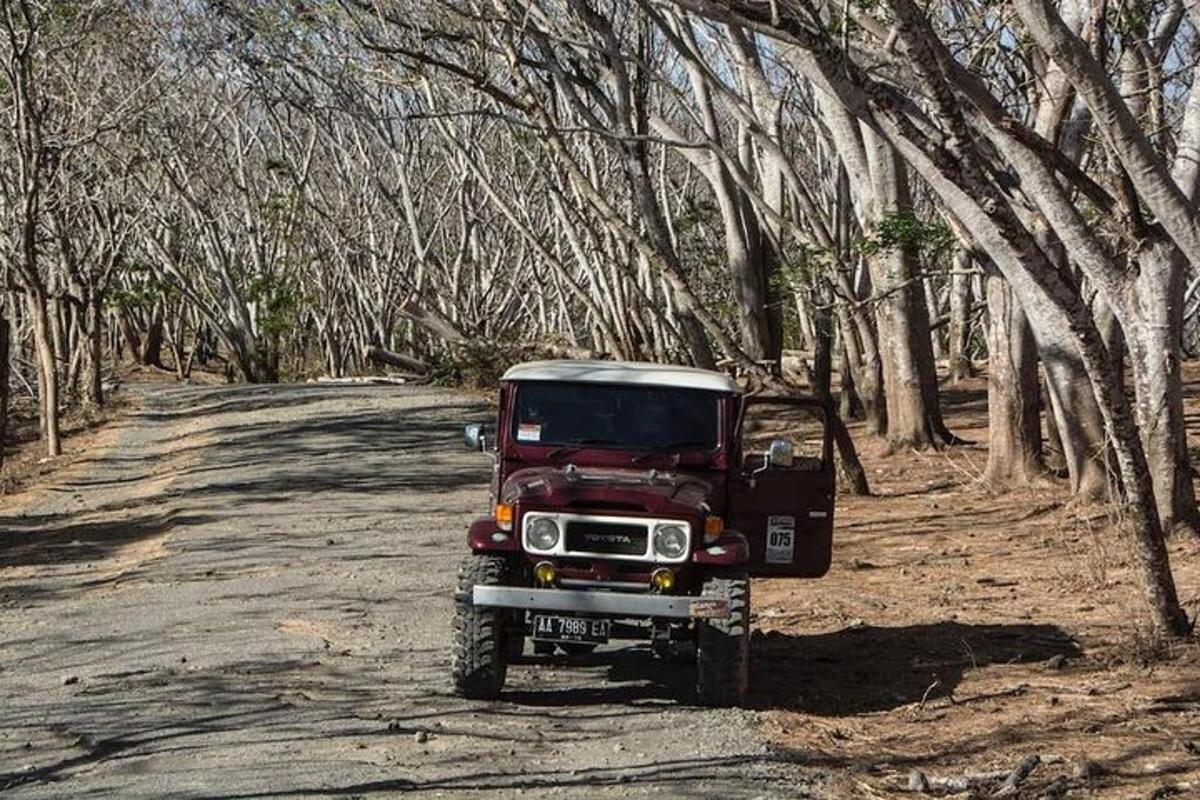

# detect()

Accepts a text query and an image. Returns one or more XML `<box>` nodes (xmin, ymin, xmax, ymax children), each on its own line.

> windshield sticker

<box><xmin>765</xmin><ymin>515</ymin><xmax>796</xmax><ymax>564</ymax></box>
<box><xmin>517</xmin><ymin>423</ymin><xmax>542</xmax><ymax>442</ymax></box>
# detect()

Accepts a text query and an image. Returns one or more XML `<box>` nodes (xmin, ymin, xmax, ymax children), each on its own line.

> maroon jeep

<box><xmin>453</xmin><ymin>360</ymin><xmax>834</xmax><ymax>706</ymax></box>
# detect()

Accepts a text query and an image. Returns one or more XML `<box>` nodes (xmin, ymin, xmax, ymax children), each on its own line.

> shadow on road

<box><xmin>504</xmin><ymin>645</ymin><xmax>698</xmax><ymax>706</ymax></box>
<box><xmin>144</xmin><ymin>393</ymin><xmax>490</xmax><ymax>503</ymax></box>
<box><xmin>0</xmin><ymin>511</ymin><xmax>215</xmax><ymax>570</ymax></box>
<box><xmin>189</xmin><ymin>753</ymin><xmax>771</xmax><ymax>799</ymax></box>
<box><xmin>752</xmin><ymin>621</ymin><xmax>1080</xmax><ymax>715</ymax></box>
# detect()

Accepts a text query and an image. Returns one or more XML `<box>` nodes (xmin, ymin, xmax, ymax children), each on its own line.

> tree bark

<box><xmin>1129</xmin><ymin>240</ymin><xmax>1200</xmax><ymax>536</ymax></box>
<box><xmin>947</xmin><ymin>248</ymin><xmax>975</xmax><ymax>382</ymax></box>
<box><xmin>833</xmin><ymin>272</ymin><xmax>885</xmax><ymax>432</ymax></box>
<box><xmin>0</xmin><ymin>316</ymin><xmax>8</xmax><ymax>466</ymax></box>
<box><xmin>924</xmin><ymin>274</ymin><xmax>944</xmax><ymax>362</ymax></box>
<box><xmin>1031</xmin><ymin>230</ymin><xmax>1110</xmax><ymax>501</ymax></box>
<box><xmin>140</xmin><ymin>304</ymin><xmax>165</xmax><ymax>368</ymax></box>
<box><xmin>1014</xmin><ymin>0</ymin><xmax>1200</xmax><ymax>268</ymax></box>
<box><xmin>83</xmin><ymin>290</ymin><xmax>104</xmax><ymax>411</ymax></box>
<box><xmin>838</xmin><ymin>339</ymin><xmax>864</xmax><ymax>421</ymax></box>
<box><xmin>26</xmin><ymin>290</ymin><xmax>61</xmax><ymax>457</ymax></box>
<box><xmin>983</xmin><ymin>274</ymin><xmax>1042</xmax><ymax>487</ymax></box>
<box><xmin>812</xmin><ymin>293</ymin><xmax>833</xmax><ymax>400</ymax></box>
<box><xmin>1041</xmin><ymin>367</ymin><xmax>1066</xmax><ymax>473</ymax></box>
<box><xmin>863</xmin><ymin>134</ymin><xmax>954</xmax><ymax>450</ymax></box>
<box><xmin>831</xmin><ymin>412</ymin><xmax>871</xmax><ymax>496</ymax></box>
<box><xmin>224</xmin><ymin>324</ymin><xmax>273</xmax><ymax>384</ymax></box>
<box><xmin>366</xmin><ymin>345</ymin><xmax>430</xmax><ymax>374</ymax></box>
<box><xmin>1092</xmin><ymin>292</ymin><xmax>1125</xmax><ymax>396</ymax></box>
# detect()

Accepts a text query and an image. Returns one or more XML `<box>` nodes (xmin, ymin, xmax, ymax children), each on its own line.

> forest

<box><xmin>2</xmin><ymin>0</ymin><xmax>1199</xmax><ymax>645</ymax></box>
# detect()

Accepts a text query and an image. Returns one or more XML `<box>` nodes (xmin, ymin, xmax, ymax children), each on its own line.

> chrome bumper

<box><xmin>471</xmin><ymin>586</ymin><xmax>729</xmax><ymax>619</ymax></box>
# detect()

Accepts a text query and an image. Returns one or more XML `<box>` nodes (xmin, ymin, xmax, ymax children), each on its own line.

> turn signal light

<box><xmin>651</xmin><ymin>568</ymin><xmax>675</xmax><ymax>592</ymax></box>
<box><xmin>534</xmin><ymin>561</ymin><xmax>557</xmax><ymax>586</ymax></box>
<box><xmin>494</xmin><ymin>503</ymin><xmax>514</xmax><ymax>531</ymax></box>
<box><xmin>703</xmin><ymin>515</ymin><xmax>724</xmax><ymax>543</ymax></box>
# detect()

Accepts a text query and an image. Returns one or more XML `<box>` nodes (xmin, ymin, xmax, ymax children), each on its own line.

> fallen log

<box><xmin>904</xmin><ymin>754</ymin><xmax>1042</xmax><ymax>796</ymax></box>
<box><xmin>996</xmin><ymin>754</ymin><xmax>1041</xmax><ymax>796</ymax></box>
<box><xmin>366</xmin><ymin>346</ymin><xmax>430</xmax><ymax>374</ymax></box>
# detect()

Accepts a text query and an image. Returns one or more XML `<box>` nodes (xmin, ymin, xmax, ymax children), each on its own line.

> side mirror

<box><xmin>750</xmin><ymin>438</ymin><xmax>793</xmax><ymax>486</ymax></box>
<box><xmin>464</xmin><ymin>423</ymin><xmax>486</xmax><ymax>451</ymax></box>
<box><xmin>767</xmin><ymin>438</ymin><xmax>794</xmax><ymax>468</ymax></box>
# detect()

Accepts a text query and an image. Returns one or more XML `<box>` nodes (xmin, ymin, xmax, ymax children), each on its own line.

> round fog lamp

<box><xmin>654</xmin><ymin>524</ymin><xmax>687</xmax><ymax>559</ymax></box>
<box><xmin>525</xmin><ymin>517</ymin><xmax>561</xmax><ymax>550</ymax></box>
<box><xmin>651</xmin><ymin>568</ymin><xmax>675</xmax><ymax>592</ymax></box>
<box><xmin>534</xmin><ymin>561</ymin><xmax>557</xmax><ymax>586</ymax></box>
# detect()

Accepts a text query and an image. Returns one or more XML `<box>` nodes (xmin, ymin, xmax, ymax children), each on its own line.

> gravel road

<box><xmin>0</xmin><ymin>384</ymin><xmax>822</xmax><ymax>798</ymax></box>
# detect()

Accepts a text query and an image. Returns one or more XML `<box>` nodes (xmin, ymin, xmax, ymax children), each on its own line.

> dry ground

<box><xmin>756</xmin><ymin>374</ymin><xmax>1200</xmax><ymax>799</ymax></box>
<box><xmin>1</xmin><ymin>395</ymin><xmax>130</xmax><ymax>498</ymax></box>
<box><xmin>0</xmin><ymin>363</ymin><xmax>229</xmax><ymax>496</ymax></box>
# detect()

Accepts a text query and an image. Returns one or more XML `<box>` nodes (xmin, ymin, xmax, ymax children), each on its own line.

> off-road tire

<box><xmin>452</xmin><ymin>555</ymin><xmax>512</xmax><ymax>699</ymax></box>
<box><xmin>696</xmin><ymin>573</ymin><xmax>750</xmax><ymax>707</ymax></box>
<box><xmin>652</xmin><ymin>639</ymin><xmax>695</xmax><ymax>663</ymax></box>
<box><xmin>502</xmin><ymin>614</ymin><xmax>526</xmax><ymax>660</ymax></box>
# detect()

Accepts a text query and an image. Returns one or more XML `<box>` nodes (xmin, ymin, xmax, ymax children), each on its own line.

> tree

<box><xmin>665</xmin><ymin>0</ymin><xmax>1189</xmax><ymax>634</ymax></box>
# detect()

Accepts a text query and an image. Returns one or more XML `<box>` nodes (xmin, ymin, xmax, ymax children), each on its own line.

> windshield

<box><xmin>511</xmin><ymin>381</ymin><xmax>721</xmax><ymax>452</ymax></box>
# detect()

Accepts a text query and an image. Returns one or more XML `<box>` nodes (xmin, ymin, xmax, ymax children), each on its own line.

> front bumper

<box><xmin>471</xmin><ymin>586</ymin><xmax>729</xmax><ymax>619</ymax></box>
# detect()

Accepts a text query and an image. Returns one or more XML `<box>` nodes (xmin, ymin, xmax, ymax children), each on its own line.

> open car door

<box><xmin>726</xmin><ymin>396</ymin><xmax>835</xmax><ymax>578</ymax></box>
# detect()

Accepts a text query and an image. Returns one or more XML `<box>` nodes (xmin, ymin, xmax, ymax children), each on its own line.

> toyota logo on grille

<box><xmin>585</xmin><ymin>532</ymin><xmax>635</xmax><ymax>545</ymax></box>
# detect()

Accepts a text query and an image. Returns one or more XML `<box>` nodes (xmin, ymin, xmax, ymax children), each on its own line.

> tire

<box><xmin>452</xmin><ymin>555</ymin><xmax>512</xmax><ymax>699</ymax></box>
<box><xmin>503</xmin><ymin>614</ymin><xmax>526</xmax><ymax>660</ymax></box>
<box><xmin>652</xmin><ymin>639</ymin><xmax>695</xmax><ymax>663</ymax></box>
<box><xmin>696</xmin><ymin>573</ymin><xmax>750</xmax><ymax>707</ymax></box>
<box><xmin>559</xmin><ymin>642</ymin><xmax>597</xmax><ymax>656</ymax></box>
<box><xmin>533</xmin><ymin>641</ymin><xmax>556</xmax><ymax>656</ymax></box>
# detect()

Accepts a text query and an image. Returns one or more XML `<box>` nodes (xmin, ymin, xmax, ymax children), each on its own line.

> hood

<box><xmin>500</xmin><ymin>465</ymin><xmax>714</xmax><ymax>517</ymax></box>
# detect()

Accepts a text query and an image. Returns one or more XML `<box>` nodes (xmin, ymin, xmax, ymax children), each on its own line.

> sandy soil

<box><xmin>1</xmin><ymin>395</ymin><xmax>132</xmax><ymax>500</ymax></box>
<box><xmin>756</xmin><ymin>376</ymin><xmax>1200</xmax><ymax>798</ymax></box>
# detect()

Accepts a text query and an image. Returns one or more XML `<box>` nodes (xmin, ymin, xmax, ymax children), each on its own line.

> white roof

<box><xmin>502</xmin><ymin>360</ymin><xmax>739</xmax><ymax>393</ymax></box>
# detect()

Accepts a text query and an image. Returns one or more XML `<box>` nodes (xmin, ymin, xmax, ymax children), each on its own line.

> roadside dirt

<box><xmin>1</xmin><ymin>395</ymin><xmax>132</xmax><ymax>501</ymax></box>
<box><xmin>756</xmin><ymin>376</ymin><xmax>1200</xmax><ymax>798</ymax></box>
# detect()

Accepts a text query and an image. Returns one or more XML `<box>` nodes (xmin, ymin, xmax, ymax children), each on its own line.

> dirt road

<box><xmin>0</xmin><ymin>384</ymin><xmax>819</xmax><ymax>798</ymax></box>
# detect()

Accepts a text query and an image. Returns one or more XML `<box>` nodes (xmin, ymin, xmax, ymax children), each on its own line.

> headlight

<box><xmin>525</xmin><ymin>517</ymin><xmax>560</xmax><ymax>550</ymax></box>
<box><xmin>654</xmin><ymin>524</ymin><xmax>688</xmax><ymax>559</ymax></box>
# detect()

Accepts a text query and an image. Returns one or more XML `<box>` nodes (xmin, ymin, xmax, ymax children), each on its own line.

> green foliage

<box><xmin>860</xmin><ymin>212</ymin><xmax>953</xmax><ymax>263</ymax></box>
<box><xmin>103</xmin><ymin>269</ymin><xmax>178</xmax><ymax>311</ymax></box>
<box><xmin>248</xmin><ymin>274</ymin><xmax>305</xmax><ymax>339</ymax></box>
<box><xmin>428</xmin><ymin>341</ymin><xmax>523</xmax><ymax>390</ymax></box>
<box><xmin>777</xmin><ymin>242</ymin><xmax>832</xmax><ymax>288</ymax></box>
<box><xmin>263</xmin><ymin>155</ymin><xmax>291</xmax><ymax>174</ymax></box>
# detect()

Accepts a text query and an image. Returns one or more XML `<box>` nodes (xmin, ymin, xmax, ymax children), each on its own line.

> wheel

<box><xmin>452</xmin><ymin>555</ymin><xmax>513</xmax><ymax>699</ymax></box>
<box><xmin>503</xmin><ymin>612</ymin><xmax>526</xmax><ymax>660</ymax></box>
<box><xmin>652</xmin><ymin>622</ymin><xmax>695</xmax><ymax>663</ymax></box>
<box><xmin>559</xmin><ymin>642</ymin><xmax>597</xmax><ymax>656</ymax></box>
<box><xmin>533</xmin><ymin>641</ymin><xmax>556</xmax><ymax>656</ymax></box>
<box><xmin>652</xmin><ymin>639</ymin><xmax>695</xmax><ymax>663</ymax></box>
<box><xmin>696</xmin><ymin>573</ymin><xmax>750</xmax><ymax>707</ymax></box>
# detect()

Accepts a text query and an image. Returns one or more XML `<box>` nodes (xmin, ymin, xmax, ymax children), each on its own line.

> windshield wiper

<box><xmin>631</xmin><ymin>441</ymin><xmax>712</xmax><ymax>463</ymax></box>
<box><xmin>548</xmin><ymin>439</ymin><xmax>620</xmax><ymax>460</ymax></box>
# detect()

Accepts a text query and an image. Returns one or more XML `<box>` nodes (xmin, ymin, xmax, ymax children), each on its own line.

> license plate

<box><xmin>532</xmin><ymin>615</ymin><xmax>610</xmax><ymax>644</ymax></box>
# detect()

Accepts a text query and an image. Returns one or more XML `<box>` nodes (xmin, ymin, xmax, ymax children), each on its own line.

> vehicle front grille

<box><xmin>563</xmin><ymin>521</ymin><xmax>648</xmax><ymax>556</ymax></box>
